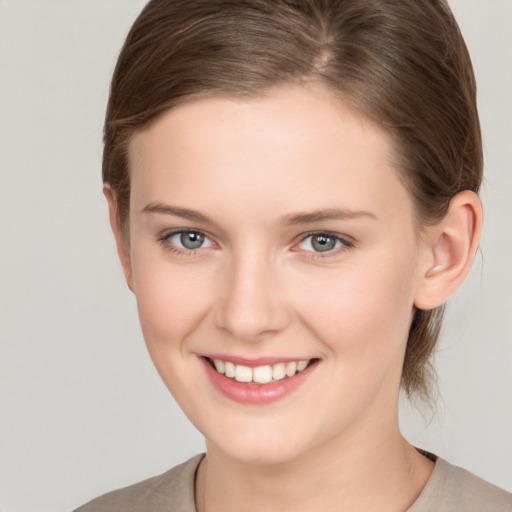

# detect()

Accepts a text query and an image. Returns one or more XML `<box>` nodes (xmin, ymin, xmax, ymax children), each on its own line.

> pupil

<box><xmin>312</xmin><ymin>234</ymin><xmax>335</xmax><ymax>252</ymax></box>
<box><xmin>181</xmin><ymin>231</ymin><xmax>204</xmax><ymax>249</ymax></box>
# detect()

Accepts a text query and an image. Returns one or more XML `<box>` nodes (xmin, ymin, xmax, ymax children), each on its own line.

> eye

<box><xmin>296</xmin><ymin>232</ymin><xmax>351</xmax><ymax>254</ymax></box>
<box><xmin>161</xmin><ymin>229</ymin><xmax>214</xmax><ymax>252</ymax></box>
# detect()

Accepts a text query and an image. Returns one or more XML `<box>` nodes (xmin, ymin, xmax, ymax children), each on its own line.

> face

<box><xmin>122</xmin><ymin>85</ymin><xmax>428</xmax><ymax>465</ymax></box>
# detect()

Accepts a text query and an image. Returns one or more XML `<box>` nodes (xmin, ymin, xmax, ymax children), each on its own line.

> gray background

<box><xmin>0</xmin><ymin>1</ymin><xmax>510</xmax><ymax>511</ymax></box>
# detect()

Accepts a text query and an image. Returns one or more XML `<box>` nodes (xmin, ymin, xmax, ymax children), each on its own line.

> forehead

<box><xmin>128</xmin><ymin>85</ymin><xmax>412</xmax><ymax>224</ymax></box>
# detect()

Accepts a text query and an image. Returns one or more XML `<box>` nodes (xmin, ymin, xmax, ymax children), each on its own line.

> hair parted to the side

<box><xmin>103</xmin><ymin>0</ymin><xmax>482</xmax><ymax>403</ymax></box>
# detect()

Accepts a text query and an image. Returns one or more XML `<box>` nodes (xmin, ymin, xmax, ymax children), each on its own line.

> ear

<box><xmin>103</xmin><ymin>185</ymin><xmax>134</xmax><ymax>292</ymax></box>
<box><xmin>414</xmin><ymin>190</ymin><xmax>482</xmax><ymax>310</ymax></box>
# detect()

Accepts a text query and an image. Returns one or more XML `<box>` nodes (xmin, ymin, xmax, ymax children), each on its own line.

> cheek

<box><xmin>129</xmin><ymin>255</ymin><xmax>218</xmax><ymax>406</ymax></box>
<box><xmin>294</xmin><ymin>254</ymin><xmax>416</xmax><ymax>361</ymax></box>
<box><xmin>130</xmin><ymin>250</ymin><xmax>214</xmax><ymax>351</ymax></box>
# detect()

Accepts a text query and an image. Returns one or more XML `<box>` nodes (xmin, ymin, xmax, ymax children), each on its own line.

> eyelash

<box><xmin>296</xmin><ymin>231</ymin><xmax>354</xmax><ymax>260</ymax></box>
<box><xmin>158</xmin><ymin>229</ymin><xmax>354</xmax><ymax>259</ymax></box>
<box><xmin>158</xmin><ymin>229</ymin><xmax>216</xmax><ymax>258</ymax></box>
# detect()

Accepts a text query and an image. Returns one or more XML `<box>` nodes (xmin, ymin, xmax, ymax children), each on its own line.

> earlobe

<box><xmin>414</xmin><ymin>190</ymin><xmax>482</xmax><ymax>310</ymax></box>
<box><xmin>103</xmin><ymin>185</ymin><xmax>134</xmax><ymax>292</ymax></box>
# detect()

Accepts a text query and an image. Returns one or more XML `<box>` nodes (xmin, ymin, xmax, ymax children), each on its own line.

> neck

<box><xmin>195</xmin><ymin>411</ymin><xmax>434</xmax><ymax>512</ymax></box>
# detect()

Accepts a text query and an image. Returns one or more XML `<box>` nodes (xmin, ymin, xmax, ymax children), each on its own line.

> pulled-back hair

<box><xmin>103</xmin><ymin>0</ymin><xmax>482</xmax><ymax>402</ymax></box>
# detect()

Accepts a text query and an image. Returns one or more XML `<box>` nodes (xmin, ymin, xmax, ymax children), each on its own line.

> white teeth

<box><xmin>253</xmin><ymin>365</ymin><xmax>273</xmax><ymax>384</ymax></box>
<box><xmin>285</xmin><ymin>361</ymin><xmax>297</xmax><ymax>377</ymax></box>
<box><xmin>211</xmin><ymin>358</ymin><xmax>312</xmax><ymax>384</ymax></box>
<box><xmin>297</xmin><ymin>360</ymin><xmax>308</xmax><ymax>372</ymax></box>
<box><xmin>224</xmin><ymin>361</ymin><xmax>235</xmax><ymax>378</ymax></box>
<box><xmin>235</xmin><ymin>365</ymin><xmax>253</xmax><ymax>383</ymax></box>
<box><xmin>213</xmin><ymin>359</ymin><xmax>225</xmax><ymax>374</ymax></box>
<box><xmin>272</xmin><ymin>363</ymin><xmax>286</xmax><ymax>381</ymax></box>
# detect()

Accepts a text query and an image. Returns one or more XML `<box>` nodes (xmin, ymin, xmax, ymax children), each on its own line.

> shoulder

<box><xmin>410</xmin><ymin>456</ymin><xmax>512</xmax><ymax>512</ymax></box>
<box><xmin>73</xmin><ymin>454</ymin><xmax>204</xmax><ymax>512</ymax></box>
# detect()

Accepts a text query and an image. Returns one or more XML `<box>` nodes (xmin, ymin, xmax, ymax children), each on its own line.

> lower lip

<box><xmin>201</xmin><ymin>358</ymin><xmax>318</xmax><ymax>405</ymax></box>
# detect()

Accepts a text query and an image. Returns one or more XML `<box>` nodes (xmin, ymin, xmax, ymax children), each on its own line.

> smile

<box><xmin>201</xmin><ymin>356</ymin><xmax>319</xmax><ymax>405</ymax></box>
<box><xmin>208</xmin><ymin>357</ymin><xmax>312</xmax><ymax>384</ymax></box>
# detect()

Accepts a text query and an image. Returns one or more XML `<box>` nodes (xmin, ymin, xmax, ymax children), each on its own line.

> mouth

<box><xmin>205</xmin><ymin>356</ymin><xmax>315</xmax><ymax>384</ymax></box>
<box><xmin>201</xmin><ymin>355</ymin><xmax>320</xmax><ymax>404</ymax></box>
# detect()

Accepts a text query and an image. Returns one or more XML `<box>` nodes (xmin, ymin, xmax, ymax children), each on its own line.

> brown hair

<box><xmin>103</xmin><ymin>0</ymin><xmax>482</xmax><ymax>402</ymax></box>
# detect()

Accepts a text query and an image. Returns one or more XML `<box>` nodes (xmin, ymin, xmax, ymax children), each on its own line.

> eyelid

<box><xmin>158</xmin><ymin>228</ymin><xmax>217</xmax><ymax>254</ymax></box>
<box><xmin>293</xmin><ymin>231</ymin><xmax>354</xmax><ymax>256</ymax></box>
<box><xmin>157</xmin><ymin>228</ymin><xmax>353</xmax><ymax>259</ymax></box>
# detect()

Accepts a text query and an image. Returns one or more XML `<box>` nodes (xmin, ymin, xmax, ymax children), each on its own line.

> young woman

<box><xmin>76</xmin><ymin>0</ymin><xmax>512</xmax><ymax>510</ymax></box>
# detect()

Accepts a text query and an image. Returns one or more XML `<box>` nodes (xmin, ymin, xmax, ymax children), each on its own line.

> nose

<box><xmin>214</xmin><ymin>250</ymin><xmax>291</xmax><ymax>343</ymax></box>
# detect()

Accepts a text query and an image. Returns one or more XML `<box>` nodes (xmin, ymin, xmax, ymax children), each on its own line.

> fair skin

<box><xmin>106</xmin><ymin>85</ymin><xmax>482</xmax><ymax>512</ymax></box>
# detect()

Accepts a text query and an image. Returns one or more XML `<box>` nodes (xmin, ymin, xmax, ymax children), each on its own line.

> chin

<box><xmin>217</xmin><ymin>441</ymin><xmax>304</xmax><ymax>466</ymax></box>
<box><xmin>204</xmin><ymin>421</ymin><xmax>314</xmax><ymax>466</ymax></box>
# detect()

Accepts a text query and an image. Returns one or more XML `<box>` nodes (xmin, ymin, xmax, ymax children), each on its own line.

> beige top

<box><xmin>74</xmin><ymin>454</ymin><xmax>512</xmax><ymax>511</ymax></box>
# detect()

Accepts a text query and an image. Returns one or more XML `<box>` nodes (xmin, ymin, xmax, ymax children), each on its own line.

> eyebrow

<box><xmin>142</xmin><ymin>202</ymin><xmax>377</xmax><ymax>226</ymax></box>
<box><xmin>143</xmin><ymin>202</ymin><xmax>214</xmax><ymax>224</ymax></box>
<box><xmin>278</xmin><ymin>208</ymin><xmax>377</xmax><ymax>226</ymax></box>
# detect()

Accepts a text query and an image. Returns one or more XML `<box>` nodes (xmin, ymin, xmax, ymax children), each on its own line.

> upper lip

<box><xmin>202</xmin><ymin>354</ymin><xmax>314</xmax><ymax>367</ymax></box>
